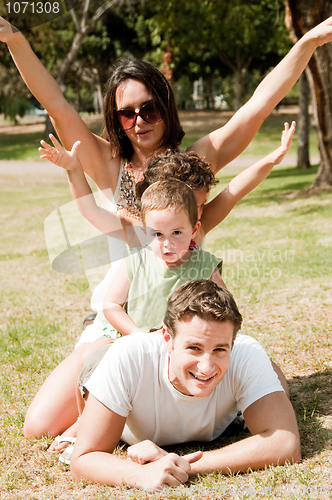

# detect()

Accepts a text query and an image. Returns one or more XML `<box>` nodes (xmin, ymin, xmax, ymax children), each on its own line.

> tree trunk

<box><xmin>161</xmin><ymin>44</ymin><xmax>173</xmax><ymax>86</ymax></box>
<box><xmin>297</xmin><ymin>71</ymin><xmax>311</xmax><ymax>169</ymax></box>
<box><xmin>286</xmin><ymin>0</ymin><xmax>332</xmax><ymax>189</ymax></box>
<box><xmin>207</xmin><ymin>73</ymin><xmax>215</xmax><ymax>110</ymax></box>
<box><xmin>234</xmin><ymin>69</ymin><xmax>242</xmax><ymax>111</ymax></box>
<box><xmin>92</xmin><ymin>68</ymin><xmax>104</xmax><ymax>114</ymax></box>
<box><xmin>75</xmin><ymin>69</ymin><xmax>83</xmax><ymax>114</ymax></box>
<box><xmin>44</xmin><ymin>114</ymin><xmax>57</xmax><ymax>139</ymax></box>
<box><xmin>56</xmin><ymin>31</ymin><xmax>87</xmax><ymax>93</ymax></box>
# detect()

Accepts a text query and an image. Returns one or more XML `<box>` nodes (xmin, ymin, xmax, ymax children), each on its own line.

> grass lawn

<box><xmin>0</xmin><ymin>116</ymin><xmax>331</xmax><ymax>499</ymax></box>
<box><xmin>0</xmin><ymin>130</ymin><xmax>45</xmax><ymax>161</ymax></box>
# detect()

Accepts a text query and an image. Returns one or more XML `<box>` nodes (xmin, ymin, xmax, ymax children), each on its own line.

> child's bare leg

<box><xmin>24</xmin><ymin>344</ymin><xmax>87</xmax><ymax>439</ymax></box>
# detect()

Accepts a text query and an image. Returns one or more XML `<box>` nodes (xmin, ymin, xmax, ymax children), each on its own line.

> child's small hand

<box><xmin>271</xmin><ymin>121</ymin><xmax>296</xmax><ymax>165</ymax></box>
<box><xmin>39</xmin><ymin>134</ymin><xmax>81</xmax><ymax>171</ymax></box>
<box><xmin>127</xmin><ymin>440</ymin><xmax>168</xmax><ymax>464</ymax></box>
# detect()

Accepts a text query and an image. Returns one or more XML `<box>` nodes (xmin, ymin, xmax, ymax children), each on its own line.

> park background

<box><xmin>0</xmin><ymin>0</ymin><xmax>332</xmax><ymax>498</ymax></box>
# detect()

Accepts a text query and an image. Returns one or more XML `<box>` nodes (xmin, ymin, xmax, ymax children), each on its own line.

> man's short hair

<box><xmin>140</xmin><ymin>179</ymin><xmax>198</xmax><ymax>228</ymax></box>
<box><xmin>164</xmin><ymin>280</ymin><xmax>242</xmax><ymax>338</ymax></box>
<box><xmin>136</xmin><ymin>149</ymin><xmax>218</xmax><ymax>199</ymax></box>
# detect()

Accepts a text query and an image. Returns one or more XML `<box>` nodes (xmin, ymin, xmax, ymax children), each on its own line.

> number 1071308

<box><xmin>5</xmin><ymin>2</ymin><xmax>60</xmax><ymax>14</ymax></box>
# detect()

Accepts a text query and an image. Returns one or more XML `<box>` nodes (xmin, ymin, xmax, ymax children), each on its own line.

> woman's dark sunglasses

<box><xmin>116</xmin><ymin>101</ymin><xmax>165</xmax><ymax>130</ymax></box>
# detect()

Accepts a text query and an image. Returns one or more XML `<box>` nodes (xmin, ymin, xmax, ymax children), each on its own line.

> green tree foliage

<box><xmin>0</xmin><ymin>4</ymin><xmax>59</xmax><ymax>122</ymax></box>
<box><xmin>0</xmin><ymin>0</ymin><xmax>292</xmax><ymax>120</ymax></box>
<box><xmin>205</xmin><ymin>0</ymin><xmax>291</xmax><ymax>108</ymax></box>
<box><xmin>0</xmin><ymin>1</ymin><xmax>151</xmax><ymax>121</ymax></box>
<box><xmin>140</xmin><ymin>0</ymin><xmax>291</xmax><ymax>109</ymax></box>
<box><xmin>0</xmin><ymin>93</ymin><xmax>33</xmax><ymax>123</ymax></box>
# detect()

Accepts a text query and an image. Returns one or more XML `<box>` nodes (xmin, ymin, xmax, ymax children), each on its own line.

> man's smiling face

<box><xmin>163</xmin><ymin>315</ymin><xmax>234</xmax><ymax>397</ymax></box>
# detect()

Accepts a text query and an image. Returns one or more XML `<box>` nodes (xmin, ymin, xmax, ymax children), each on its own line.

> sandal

<box><xmin>48</xmin><ymin>436</ymin><xmax>76</xmax><ymax>452</ymax></box>
<box><xmin>83</xmin><ymin>312</ymin><xmax>97</xmax><ymax>329</ymax></box>
<box><xmin>59</xmin><ymin>443</ymin><xmax>74</xmax><ymax>465</ymax></box>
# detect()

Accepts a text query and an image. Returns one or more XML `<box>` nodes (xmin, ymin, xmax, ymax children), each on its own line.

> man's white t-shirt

<box><xmin>86</xmin><ymin>332</ymin><xmax>283</xmax><ymax>447</ymax></box>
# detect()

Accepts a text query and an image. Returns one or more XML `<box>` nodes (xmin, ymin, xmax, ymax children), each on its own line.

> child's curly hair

<box><xmin>136</xmin><ymin>149</ymin><xmax>218</xmax><ymax>200</ymax></box>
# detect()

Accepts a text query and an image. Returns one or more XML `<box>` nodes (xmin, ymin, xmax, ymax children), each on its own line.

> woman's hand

<box><xmin>127</xmin><ymin>440</ymin><xmax>168</xmax><ymax>465</ymax></box>
<box><xmin>303</xmin><ymin>15</ymin><xmax>332</xmax><ymax>48</ymax></box>
<box><xmin>39</xmin><ymin>134</ymin><xmax>82</xmax><ymax>172</ymax></box>
<box><xmin>0</xmin><ymin>16</ymin><xmax>18</xmax><ymax>44</ymax></box>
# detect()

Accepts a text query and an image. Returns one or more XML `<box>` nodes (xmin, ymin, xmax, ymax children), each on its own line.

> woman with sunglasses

<box><xmin>2</xmin><ymin>15</ymin><xmax>332</xmax><ymax>442</ymax></box>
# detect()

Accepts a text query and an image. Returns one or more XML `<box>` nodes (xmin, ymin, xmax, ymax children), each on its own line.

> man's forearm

<box><xmin>71</xmin><ymin>450</ymin><xmax>144</xmax><ymax>487</ymax></box>
<box><xmin>71</xmin><ymin>449</ymin><xmax>194</xmax><ymax>489</ymax></box>
<box><xmin>189</xmin><ymin>430</ymin><xmax>301</xmax><ymax>477</ymax></box>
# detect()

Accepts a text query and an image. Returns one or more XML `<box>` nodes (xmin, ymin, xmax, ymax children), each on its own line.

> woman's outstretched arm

<box><xmin>189</xmin><ymin>16</ymin><xmax>332</xmax><ymax>173</ymax></box>
<box><xmin>0</xmin><ymin>17</ymin><xmax>119</xmax><ymax>190</ymax></box>
<box><xmin>0</xmin><ymin>18</ymin><xmax>66</xmax><ymax>119</ymax></box>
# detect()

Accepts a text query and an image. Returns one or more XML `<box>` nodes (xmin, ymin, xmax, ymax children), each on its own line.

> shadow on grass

<box><xmin>219</xmin><ymin>164</ymin><xmax>318</xmax><ymax>183</ymax></box>
<box><xmin>0</xmin><ymin>121</ymin><xmax>103</xmax><ymax>161</ymax></box>
<box><xmin>289</xmin><ymin>369</ymin><xmax>332</xmax><ymax>460</ymax></box>
<box><xmin>234</xmin><ymin>166</ymin><xmax>323</xmax><ymax>207</ymax></box>
<box><xmin>287</xmin><ymin>204</ymin><xmax>332</xmax><ymax>217</ymax></box>
<box><xmin>216</xmin><ymin>165</ymin><xmax>320</xmax><ymax>206</ymax></box>
<box><xmin>0</xmin><ymin>131</ymin><xmax>43</xmax><ymax>160</ymax></box>
<box><xmin>0</xmin><ymin>123</ymin><xmax>103</xmax><ymax>161</ymax></box>
<box><xmin>246</xmin><ymin>189</ymin><xmax>332</xmax><ymax>209</ymax></box>
<box><xmin>267</xmin><ymin>165</ymin><xmax>319</xmax><ymax>180</ymax></box>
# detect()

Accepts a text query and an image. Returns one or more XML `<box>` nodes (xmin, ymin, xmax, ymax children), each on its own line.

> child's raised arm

<box><xmin>103</xmin><ymin>261</ymin><xmax>144</xmax><ymax>336</ymax></box>
<box><xmin>201</xmin><ymin>121</ymin><xmax>296</xmax><ymax>235</ymax></box>
<box><xmin>39</xmin><ymin>135</ymin><xmax>126</xmax><ymax>237</ymax></box>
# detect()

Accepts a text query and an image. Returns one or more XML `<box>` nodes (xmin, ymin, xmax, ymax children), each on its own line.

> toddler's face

<box><xmin>145</xmin><ymin>209</ymin><xmax>200</xmax><ymax>267</ymax></box>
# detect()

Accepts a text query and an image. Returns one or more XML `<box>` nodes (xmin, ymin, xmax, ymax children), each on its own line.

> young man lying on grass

<box><xmin>70</xmin><ymin>280</ymin><xmax>300</xmax><ymax>490</ymax></box>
